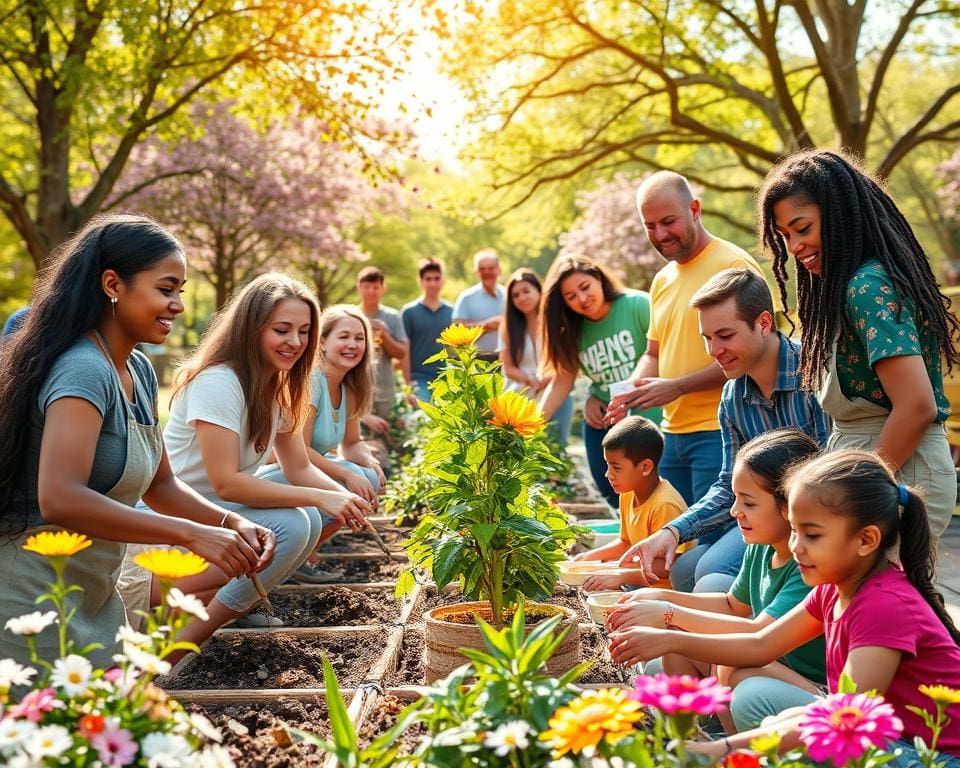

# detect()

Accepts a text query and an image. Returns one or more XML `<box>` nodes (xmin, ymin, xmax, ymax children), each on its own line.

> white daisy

<box><xmin>50</xmin><ymin>655</ymin><xmax>92</xmax><ymax>696</ymax></box>
<box><xmin>483</xmin><ymin>721</ymin><xmax>531</xmax><ymax>756</ymax></box>
<box><xmin>4</xmin><ymin>611</ymin><xmax>57</xmax><ymax>637</ymax></box>
<box><xmin>116</xmin><ymin>625</ymin><xmax>152</xmax><ymax>647</ymax></box>
<box><xmin>0</xmin><ymin>718</ymin><xmax>37</xmax><ymax>754</ymax></box>
<box><xmin>0</xmin><ymin>659</ymin><xmax>37</xmax><ymax>689</ymax></box>
<box><xmin>194</xmin><ymin>744</ymin><xmax>235</xmax><ymax>768</ymax></box>
<box><xmin>166</xmin><ymin>589</ymin><xmax>210</xmax><ymax>622</ymax></box>
<box><xmin>23</xmin><ymin>724</ymin><xmax>72</xmax><ymax>759</ymax></box>
<box><xmin>187</xmin><ymin>712</ymin><xmax>223</xmax><ymax>743</ymax></box>
<box><xmin>140</xmin><ymin>731</ymin><xmax>193</xmax><ymax>767</ymax></box>
<box><xmin>124</xmin><ymin>645</ymin><xmax>171</xmax><ymax>676</ymax></box>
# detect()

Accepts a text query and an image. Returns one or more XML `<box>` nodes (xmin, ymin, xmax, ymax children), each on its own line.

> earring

<box><xmin>111</xmin><ymin>295</ymin><xmax>117</xmax><ymax>319</ymax></box>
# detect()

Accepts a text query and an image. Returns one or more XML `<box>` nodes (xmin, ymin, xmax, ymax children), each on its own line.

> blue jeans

<box><xmin>669</xmin><ymin>522</ymin><xmax>745</xmax><ymax>593</ymax></box>
<box><xmin>584</xmin><ymin>420</ymin><xmax>618</xmax><ymax>507</ymax></box>
<box><xmin>548</xmin><ymin>394</ymin><xmax>574</xmax><ymax>449</ymax></box>
<box><xmin>659</xmin><ymin>430</ymin><xmax>723</xmax><ymax>506</ymax></box>
<box><xmin>412</xmin><ymin>375</ymin><xmax>433</xmax><ymax>404</ymax></box>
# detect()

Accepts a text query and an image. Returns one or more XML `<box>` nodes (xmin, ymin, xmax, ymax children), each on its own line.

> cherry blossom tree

<box><xmin>113</xmin><ymin>101</ymin><xmax>406</xmax><ymax>307</ymax></box>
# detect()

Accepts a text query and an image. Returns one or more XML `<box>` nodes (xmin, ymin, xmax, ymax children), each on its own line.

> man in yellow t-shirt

<box><xmin>608</xmin><ymin>171</ymin><xmax>762</xmax><ymax>510</ymax></box>
<box><xmin>573</xmin><ymin>416</ymin><xmax>692</xmax><ymax>591</ymax></box>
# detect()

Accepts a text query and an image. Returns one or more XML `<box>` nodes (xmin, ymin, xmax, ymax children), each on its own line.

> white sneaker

<box><xmin>233</xmin><ymin>610</ymin><xmax>283</xmax><ymax>628</ymax></box>
<box><xmin>285</xmin><ymin>562</ymin><xmax>344</xmax><ymax>584</ymax></box>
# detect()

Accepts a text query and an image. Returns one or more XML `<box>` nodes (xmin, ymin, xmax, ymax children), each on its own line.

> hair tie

<box><xmin>897</xmin><ymin>484</ymin><xmax>909</xmax><ymax>506</ymax></box>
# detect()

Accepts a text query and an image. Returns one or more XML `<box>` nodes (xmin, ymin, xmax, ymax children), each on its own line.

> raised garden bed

<box><xmin>269</xmin><ymin>586</ymin><xmax>403</xmax><ymax>627</ymax></box>
<box><xmin>319</xmin><ymin>529</ymin><xmax>407</xmax><ymax>555</ymax></box>
<box><xmin>165</xmin><ymin>631</ymin><xmax>383</xmax><ymax>690</ymax></box>
<box><xmin>315</xmin><ymin>556</ymin><xmax>408</xmax><ymax>584</ymax></box>
<box><xmin>188</xmin><ymin>698</ymin><xmax>331</xmax><ymax>767</ymax></box>
<box><xmin>576</xmin><ymin>625</ymin><xmax>632</xmax><ymax>685</ymax></box>
<box><xmin>415</xmin><ymin>584</ymin><xmax>588</xmax><ymax>623</ymax></box>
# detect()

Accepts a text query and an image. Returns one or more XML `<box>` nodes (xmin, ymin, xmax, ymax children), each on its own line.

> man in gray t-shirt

<box><xmin>452</xmin><ymin>248</ymin><xmax>504</xmax><ymax>361</ymax></box>
<box><xmin>357</xmin><ymin>267</ymin><xmax>408</xmax><ymax>420</ymax></box>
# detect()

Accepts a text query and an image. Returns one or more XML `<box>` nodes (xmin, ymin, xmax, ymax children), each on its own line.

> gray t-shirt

<box><xmin>14</xmin><ymin>338</ymin><xmax>158</xmax><ymax>527</ymax></box>
<box><xmin>364</xmin><ymin>305</ymin><xmax>407</xmax><ymax>407</ymax></box>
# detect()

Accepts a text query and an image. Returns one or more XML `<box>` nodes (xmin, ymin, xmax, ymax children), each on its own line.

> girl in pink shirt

<box><xmin>609</xmin><ymin>448</ymin><xmax>960</xmax><ymax>765</ymax></box>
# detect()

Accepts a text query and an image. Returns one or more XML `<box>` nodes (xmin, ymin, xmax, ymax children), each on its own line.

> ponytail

<box><xmin>898</xmin><ymin>488</ymin><xmax>960</xmax><ymax>645</ymax></box>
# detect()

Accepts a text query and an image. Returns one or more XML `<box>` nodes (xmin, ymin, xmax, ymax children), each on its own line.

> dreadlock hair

<box><xmin>541</xmin><ymin>255</ymin><xmax>625</xmax><ymax>376</ymax></box>
<box><xmin>757</xmin><ymin>149</ymin><xmax>960</xmax><ymax>391</ymax></box>
<box><xmin>786</xmin><ymin>448</ymin><xmax>960</xmax><ymax>646</ymax></box>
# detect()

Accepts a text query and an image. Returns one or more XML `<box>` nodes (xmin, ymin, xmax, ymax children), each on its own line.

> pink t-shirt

<box><xmin>805</xmin><ymin>566</ymin><xmax>960</xmax><ymax>754</ymax></box>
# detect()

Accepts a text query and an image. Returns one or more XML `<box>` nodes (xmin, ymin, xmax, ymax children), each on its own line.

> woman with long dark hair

<box><xmin>499</xmin><ymin>268</ymin><xmax>572</xmax><ymax>446</ymax></box>
<box><xmin>759</xmin><ymin>149</ymin><xmax>960</xmax><ymax>535</ymax></box>
<box><xmin>538</xmin><ymin>255</ymin><xmax>661</xmax><ymax>505</ymax></box>
<box><xmin>0</xmin><ymin>214</ymin><xmax>274</xmax><ymax>666</ymax></box>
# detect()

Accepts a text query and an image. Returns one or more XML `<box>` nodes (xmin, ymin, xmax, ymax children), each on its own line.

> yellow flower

<box><xmin>750</xmin><ymin>733</ymin><xmax>782</xmax><ymax>753</ymax></box>
<box><xmin>438</xmin><ymin>323</ymin><xmax>484</xmax><ymax>348</ymax></box>
<box><xmin>487</xmin><ymin>391</ymin><xmax>546</xmax><ymax>437</ymax></box>
<box><xmin>920</xmin><ymin>685</ymin><xmax>960</xmax><ymax>707</ymax></box>
<box><xmin>23</xmin><ymin>531</ymin><xmax>92</xmax><ymax>558</ymax></box>
<box><xmin>134</xmin><ymin>549</ymin><xmax>208</xmax><ymax>580</ymax></box>
<box><xmin>539</xmin><ymin>688</ymin><xmax>644</xmax><ymax>756</ymax></box>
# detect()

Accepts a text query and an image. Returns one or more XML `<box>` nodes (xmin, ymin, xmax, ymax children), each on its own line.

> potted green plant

<box><xmin>397</xmin><ymin>324</ymin><xmax>582</xmax><ymax>681</ymax></box>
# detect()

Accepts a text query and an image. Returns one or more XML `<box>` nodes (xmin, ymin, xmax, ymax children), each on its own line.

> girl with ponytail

<box><xmin>609</xmin><ymin>449</ymin><xmax>960</xmax><ymax>764</ymax></box>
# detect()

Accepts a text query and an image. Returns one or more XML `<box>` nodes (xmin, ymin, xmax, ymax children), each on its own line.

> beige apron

<box><xmin>819</xmin><ymin>346</ymin><xmax>955</xmax><ymax>536</ymax></box>
<box><xmin>0</xmin><ymin>334</ymin><xmax>163</xmax><ymax>666</ymax></box>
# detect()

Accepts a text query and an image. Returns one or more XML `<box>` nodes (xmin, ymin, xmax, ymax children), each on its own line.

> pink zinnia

<box><xmin>629</xmin><ymin>674</ymin><xmax>732</xmax><ymax>716</ymax></box>
<box><xmin>798</xmin><ymin>692</ymin><xmax>903</xmax><ymax>766</ymax></box>
<box><xmin>90</xmin><ymin>719</ymin><xmax>138</xmax><ymax>767</ymax></box>
<box><xmin>7</xmin><ymin>687</ymin><xmax>59</xmax><ymax>722</ymax></box>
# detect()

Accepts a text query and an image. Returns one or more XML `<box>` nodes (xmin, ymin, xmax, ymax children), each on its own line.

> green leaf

<box><xmin>394</xmin><ymin>567</ymin><xmax>416</xmax><ymax>598</ymax></box>
<box><xmin>499</xmin><ymin>514</ymin><xmax>551</xmax><ymax>538</ymax></box>
<box><xmin>433</xmin><ymin>537</ymin><xmax>466</xmax><ymax>587</ymax></box>
<box><xmin>321</xmin><ymin>655</ymin><xmax>359</xmax><ymax>755</ymax></box>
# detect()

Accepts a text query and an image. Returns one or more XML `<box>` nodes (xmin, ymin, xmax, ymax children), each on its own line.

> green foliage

<box><xmin>397</xmin><ymin>335</ymin><xmax>579</xmax><ymax>627</ymax></box>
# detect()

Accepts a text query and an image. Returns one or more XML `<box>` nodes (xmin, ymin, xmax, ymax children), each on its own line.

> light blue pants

<box><xmin>412</xmin><ymin>375</ymin><xmax>433</xmax><ymax>404</ymax></box>
<box><xmin>212</xmin><ymin>465</ymin><xmax>325</xmax><ymax>612</ymax></box>
<box><xmin>322</xmin><ymin>454</ymin><xmax>381</xmax><ymax>493</ymax></box>
<box><xmin>729</xmin><ymin>676</ymin><xmax>821</xmax><ymax>731</ymax></box>
<box><xmin>548</xmin><ymin>394</ymin><xmax>574</xmax><ymax>449</ymax></box>
<box><xmin>669</xmin><ymin>523</ymin><xmax>745</xmax><ymax>593</ymax></box>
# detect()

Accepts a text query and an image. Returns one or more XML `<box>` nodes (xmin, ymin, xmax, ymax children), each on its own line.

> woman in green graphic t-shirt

<box><xmin>539</xmin><ymin>255</ymin><xmax>661</xmax><ymax>506</ymax></box>
<box><xmin>760</xmin><ymin>149</ymin><xmax>960</xmax><ymax>536</ymax></box>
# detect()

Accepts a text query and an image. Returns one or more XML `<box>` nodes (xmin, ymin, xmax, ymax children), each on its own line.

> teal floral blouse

<box><xmin>835</xmin><ymin>260</ymin><xmax>949</xmax><ymax>422</ymax></box>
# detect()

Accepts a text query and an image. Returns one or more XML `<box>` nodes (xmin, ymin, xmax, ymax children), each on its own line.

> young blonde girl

<box><xmin>607</xmin><ymin>429</ymin><xmax>826</xmax><ymax>732</ymax></box>
<box><xmin>164</xmin><ymin>274</ymin><xmax>370</xmax><ymax>633</ymax></box>
<box><xmin>609</xmin><ymin>449</ymin><xmax>960</xmax><ymax>765</ymax></box>
<box><xmin>304</xmin><ymin>305</ymin><xmax>385</xmax><ymax>506</ymax></box>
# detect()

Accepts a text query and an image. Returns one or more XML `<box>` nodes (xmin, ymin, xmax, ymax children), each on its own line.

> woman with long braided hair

<box><xmin>758</xmin><ymin>149</ymin><xmax>960</xmax><ymax>535</ymax></box>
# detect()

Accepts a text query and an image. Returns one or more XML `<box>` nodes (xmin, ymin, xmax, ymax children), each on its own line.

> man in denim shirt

<box><xmin>619</xmin><ymin>269</ymin><xmax>830</xmax><ymax>592</ymax></box>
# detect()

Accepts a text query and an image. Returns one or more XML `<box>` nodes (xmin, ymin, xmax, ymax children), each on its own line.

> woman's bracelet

<box><xmin>723</xmin><ymin>736</ymin><xmax>732</xmax><ymax>755</ymax></box>
<box><xmin>219</xmin><ymin>511</ymin><xmax>231</xmax><ymax>528</ymax></box>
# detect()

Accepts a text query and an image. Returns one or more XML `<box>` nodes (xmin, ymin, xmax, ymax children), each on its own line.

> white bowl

<box><xmin>558</xmin><ymin>561</ymin><xmax>622</xmax><ymax>586</ymax></box>
<box><xmin>586</xmin><ymin>592</ymin><xmax>623</xmax><ymax>624</ymax></box>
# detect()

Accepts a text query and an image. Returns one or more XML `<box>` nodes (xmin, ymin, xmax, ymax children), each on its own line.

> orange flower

<box><xmin>23</xmin><ymin>531</ymin><xmax>92</xmax><ymax>558</ymax></box>
<box><xmin>487</xmin><ymin>391</ymin><xmax>546</xmax><ymax>437</ymax></box>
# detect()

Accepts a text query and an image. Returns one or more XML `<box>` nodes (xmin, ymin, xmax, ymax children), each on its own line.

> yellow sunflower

<box><xmin>134</xmin><ymin>549</ymin><xmax>208</xmax><ymax>580</ymax></box>
<box><xmin>540</xmin><ymin>688</ymin><xmax>645</xmax><ymax>756</ymax></box>
<box><xmin>487</xmin><ymin>391</ymin><xmax>546</xmax><ymax>437</ymax></box>
<box><xmin>23</xmin><ymin>531</ymin><xmax>92</xmax><ymax>558</ymax></box>
<box><xmin>919</xmin><ymin>685</ymin><xmax>960</xmax><ymax>707</ymax></box>
<box><xmin>438</xmin><ymin>323</ymin><xmax>484</xmax><ymax>348</ymax></box>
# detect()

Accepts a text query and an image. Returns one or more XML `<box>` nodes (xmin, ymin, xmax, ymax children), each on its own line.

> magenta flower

<box><xmin>7</xmin><ymin>687</ymin><xmax>60</xmax><ymax>722</ymax></box>
<box><xmin>798</xmin><ymin>692</ymin><xmax>903</xmax><ymax>765</ymax></box>
<box><xmin>90</xmin><ymin>719</ymin><xmax>138</xmax><ymax>767</ymax></box>
<box><xmin>629</xmin><ymin>674</ymin><xmax>732</xmax><ymax>716</ymax></box>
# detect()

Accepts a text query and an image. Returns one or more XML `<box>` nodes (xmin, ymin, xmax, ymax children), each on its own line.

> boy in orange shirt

<box><xmin>574</xmin><ymin>416</ymin><xmax>692</xmax><ymax>590</ymax></box>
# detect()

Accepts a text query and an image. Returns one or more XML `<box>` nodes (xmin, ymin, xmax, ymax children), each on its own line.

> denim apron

<box><xmin>818</xmin><ymin>346</ymin><xmax>955</xmax><ymax>537</ymax></box>
<box><xmin>0</xmin><ymin>333</ymin><xmax>163</xmax><ymax>666</ymax></box>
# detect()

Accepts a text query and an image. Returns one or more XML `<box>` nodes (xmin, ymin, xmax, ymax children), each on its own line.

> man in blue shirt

<box><xmin>619</xmin><ymin>268</ymin><xmax>831</xmax><ymax>592</ymax></box>
<box><xmin>402</xmin><ymin>258</ymin><xmax>454</xmax><ymax>404</ymax></box>
<box><xmin>452</xmin><ymin>248</ymin><xmax>505</xmax><ymax>362</ymax></box>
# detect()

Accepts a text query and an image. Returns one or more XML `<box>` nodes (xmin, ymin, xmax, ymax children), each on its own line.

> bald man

<box><xmin>608</xmin><ymin>171</ymin><xmax>764</xmax><ymax>592</ymax></box>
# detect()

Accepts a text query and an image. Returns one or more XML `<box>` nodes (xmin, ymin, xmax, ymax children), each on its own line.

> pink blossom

<box><xmin>90</xmin><ymin>719</ymin><xmax>139</xmax><ymax>767</ymax></box>
<box><xmin>7</xmin><ymin>688</ymin><xmax>60</xmax><ymax>722</ymax></box>
<box><xmin>629</xmin><ymin>674</ymin><xmax>731</xmax><ymax>716</ymax></box>
<box><xmin>798</xmin><ymin>692</ymin><xmax>903</xmax><ymax>766</ymax></box>
<box><xmin>102</xmin><ymin>668</ymin><xmax>123</xmax><ymax>684</ymax></box>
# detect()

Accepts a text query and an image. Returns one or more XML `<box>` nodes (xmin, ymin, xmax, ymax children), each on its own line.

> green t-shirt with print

<box><xmin>578</xmin><ymin>291</ymin><xmax>662</xmax><ymax>425</ymax></box>
<box><xmin>836</xmin><ymin>260</ymin><xmax>949</xmax><ymax>422</ymax></box>
<box><xmin>731</xmin><ymin>544</ymin><xmax>826</xmax><ymax>684</ymax></box>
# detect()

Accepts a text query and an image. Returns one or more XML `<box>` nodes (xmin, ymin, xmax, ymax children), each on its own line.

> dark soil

<box><xmin>357</xmin><ymin>694</ymin><xmax>425</xmax><ymax>754</ymax></box>
<box><xmin>188</xmin><ymin>698</ymin><xmax>330</xmax><ymax>767</ymax></box>
<box><xmin>319</xmin><ymin>529</ymin><xmax>407</xmax><ymax>555</ymax></box>
<box><xmin>416</xmin><ymin>584</ymin><xmax>588</xmax><ymax>623</ymax></box>
<box><xmin>270</xmin><ymin>587</ymin><xmax>402</xmax><ymax>627</ymax></box>
<box><xmin>577</xmin><ymin>625</ymin><xmax>632</xmax><ymax>685</ymax></box>
<box><xmin>385</xmin><ymin>628</ymin><xmax>424</xmax><ymax>686</ymax></box>
<box><xmin>165</xmin><ymin>633</ymin><xmax>382</xmax><ymax>690</ymax></box>
<box><xmin>319</xmin><ymin>558</ymin><xmax>406</xmax><ymax>583</ymax></box>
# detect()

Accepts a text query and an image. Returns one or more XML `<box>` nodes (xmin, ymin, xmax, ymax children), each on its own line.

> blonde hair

<box><xmin>318</xmin><ymin>304</ymin><xmax>374</xmax><ymax>420</ymax></box>
<box><xmin>173</xmin><ymin>273</ymin><xmax>320</xmax><ymax>452</ymax></box>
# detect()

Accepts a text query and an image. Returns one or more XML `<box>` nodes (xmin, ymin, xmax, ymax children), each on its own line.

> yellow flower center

<box><xmin>68</xmin><ymin>672</ymin><xmax>82</xmax><ymax>683</ymax></box>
